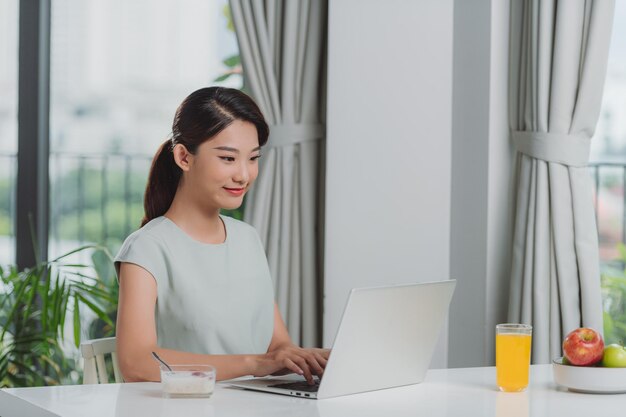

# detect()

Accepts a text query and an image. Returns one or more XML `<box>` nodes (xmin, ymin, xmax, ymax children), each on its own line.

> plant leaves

<box><xmin>222</xmin><ymin>54</ymin><xmax>240</xmax><ymax>67</ymax></box>
<box><xmin>91</xmin><ymin>248</ymin><xmax>115</xmax><ymax>282</ymax></box>
<box><xmin>222</xmin><ymin>3</ymin><xmax>234</xmax><ymax>32</ymax></box>
<box><xmin>214</xmin><ymin>73</ymin><xmax>233</xmax><ymax>82</ymax></box>
<box><xmin>60</xmin><ymin>282</ymin><xmax>70</xmax><ymax>339</ymax></box>
<box><xmin>0</xmin><ymin>277</ymin><xmax>32</xmax><ymax>341</ymax></box>
<box><xmin>73</xmin><ymin>294</ymin><xmax>81</xmax><ymax>348</ymax></box>
<box><xmin>51</xmin><ymin>273</ymin><xmax>64</xmax><ymax>333</ymax></box>
<box><xmin>55</xmin><ymin>264</ymin><xmax>91</xmax><ymax>269</ymax></box>
<box><xmin>76</xmin><ymin>294</ymin><xmax>113</xmax><ymax>327</ymax></box>
<box><xmin>72</xmin><ymin>282</ymin><xmax>115</xmax><ymax>303</ymax></box>
<box><xmin>1</xmin><ymin>243</ymin><xmax>119</xmax><ymax>387</ymax></box>
<box><xmin>21</xmin><ymin>273</ymin><xmax>40</xmax><ymax>324</ymax></box>
<box><xmin>41</xmin><ymin>267</ymin><xmax>52</xmax><ymax>331</ymax></box>
<box><xmin>49</xmin><ymin>244</ymin><xmax>101</xmax><ymax>263</ymax></box>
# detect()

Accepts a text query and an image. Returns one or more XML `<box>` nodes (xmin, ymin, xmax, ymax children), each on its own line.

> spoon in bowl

<box><xmin>151</xmin><ymin>351</ymin><xmax>172</xmax><ymax>371</ymax></box>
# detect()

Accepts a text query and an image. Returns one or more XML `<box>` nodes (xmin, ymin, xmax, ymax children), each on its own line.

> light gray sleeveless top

<box><xmin>115</xmin><ymin>216</ymin><xmax>274</xmax><ymax>355</ymax></box>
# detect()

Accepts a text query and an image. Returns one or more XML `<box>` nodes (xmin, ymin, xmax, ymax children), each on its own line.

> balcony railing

<box><xmin>48</xmin><ymin>151</ymin><xmax>153</xmax><ymax>255</ymax></box>
<box><xmin>0</xmin><ymin>151</ymin><xmax>152</xmax><ymax>260</ymax></box>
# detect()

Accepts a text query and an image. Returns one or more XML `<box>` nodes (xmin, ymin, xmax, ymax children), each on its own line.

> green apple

<box><xmin>601</xmin><ymin>344</ymin><xmax>626</xmax><ymax>367</ymax></box>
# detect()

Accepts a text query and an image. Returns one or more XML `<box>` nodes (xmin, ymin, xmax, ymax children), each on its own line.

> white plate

<box><xmin>552</xmin><ymin>357</ymin><xmax>626</xmax><ymax>394</ymax></box>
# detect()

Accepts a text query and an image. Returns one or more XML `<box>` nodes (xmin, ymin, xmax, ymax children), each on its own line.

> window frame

<box><xmin>16</xmin><ymin>0</ymin><xmax>51</xmax><ymax>269</ymax></box>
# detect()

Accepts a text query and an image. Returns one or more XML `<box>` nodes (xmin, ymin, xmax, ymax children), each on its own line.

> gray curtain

<box><xmin>508</xmin><ymin>0</ymin><xmax>614</xmax><ymax>363</ymax></box>
<box><xmin>229</xmin><ymin>0</ymin><xmax>327</xmax><ymax>347</ymax></box>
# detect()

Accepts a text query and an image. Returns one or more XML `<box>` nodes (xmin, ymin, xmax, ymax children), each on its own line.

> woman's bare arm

<box><xmin>116</xmin><ymin>262</ymin><xmax>327</xmax><ymax>383</ymax></box>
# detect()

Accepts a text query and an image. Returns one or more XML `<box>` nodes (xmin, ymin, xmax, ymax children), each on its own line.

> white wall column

<box><xmin>325</xmin><ymin>0</ymin><xmax>454</xmax><ymax>368</ymax></box>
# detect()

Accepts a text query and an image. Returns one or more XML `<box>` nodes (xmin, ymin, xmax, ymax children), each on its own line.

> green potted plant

<box><xmin>0</xmin><ymin>245</ymin><xmax>118</xmax><ymax>387</ymax></box>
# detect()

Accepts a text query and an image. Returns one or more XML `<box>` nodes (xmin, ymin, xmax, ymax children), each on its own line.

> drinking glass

<box><xmin>496</xmin><ymin>324</ymin><xmax>532</xmax><ymax>392</ymax></box>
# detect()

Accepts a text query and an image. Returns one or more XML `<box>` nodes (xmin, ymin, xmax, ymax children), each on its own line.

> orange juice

<box><xmin>496</xmin><ymin>333</ymin><xmax>532</xmax><ymax>392</ymax></box>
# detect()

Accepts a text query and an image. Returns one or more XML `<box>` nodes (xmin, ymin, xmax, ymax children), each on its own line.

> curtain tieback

<box><xmin>512</xmin><ymin>131</ymin><xmax>591</xmax><ymax>167</ymax></box>
<box><xmin>267</xmin><ymin>123</ymin><xmax>325</xmax><ymax>148</ymax></box>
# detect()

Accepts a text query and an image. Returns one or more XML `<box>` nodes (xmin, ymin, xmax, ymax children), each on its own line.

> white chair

<box><xmin>80</xmin><ymin>337</ymin><xmax>123</xmax><ymax>384</ymax></box>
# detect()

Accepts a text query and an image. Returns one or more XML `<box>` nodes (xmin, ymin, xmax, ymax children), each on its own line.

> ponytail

<box><xmin>141</xmin><ymin>140</ymin><xmax>180</xmax><ymax>227</ymax></box>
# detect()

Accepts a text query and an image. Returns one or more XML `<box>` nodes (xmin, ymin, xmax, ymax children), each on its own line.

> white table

<box><xmin>0</xmin><ymin>365</ymin><xmax>623</xmax><ymax>417</ymax></box>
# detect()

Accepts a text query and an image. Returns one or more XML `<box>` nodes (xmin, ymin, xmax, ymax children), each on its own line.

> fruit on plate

<box><xmin>562</xmin><ymin>327</ymin><xmax>604</xmax><ymax>366</ymax></box>
<box><xmin>602</xmin><ymin>344</ymin><xmax>626</xmax><ymax>368</ymax></box>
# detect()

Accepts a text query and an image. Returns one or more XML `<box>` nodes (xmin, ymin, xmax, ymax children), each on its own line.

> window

<box><xmin>0</xmin><ymin>0</ymin><xmax>18</xmax><ymax>266</ymax></box>
<box><xmin>49</xmin><ymin>0</ymin><xmax>241</xmax><ymax>259</ymax></box>
<box><xmin>0</xmin><ymin>0</ymin><xmax>246</xmax><ymax>388</ymax></box>
<box><xmin>590</xmin><ymin>1</ymin><xmax>626</xmax><ymax>344</ymax></box>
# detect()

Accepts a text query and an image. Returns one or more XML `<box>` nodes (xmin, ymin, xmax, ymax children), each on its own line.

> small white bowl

<box><xmin>552</xmin><ymin>357</ymin><xmax>626</xmax><ymax>394</ymax></box>
<box><xmin>160</xmin><ymin>365</ymin><xmax>216</xmax><ymax>398</ymax></box>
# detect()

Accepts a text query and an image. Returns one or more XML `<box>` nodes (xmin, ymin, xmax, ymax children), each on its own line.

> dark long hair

<box><xmin>141</xmin><ymin>87</ymin><xmax>269</xmax><ymax>227</ymax></box>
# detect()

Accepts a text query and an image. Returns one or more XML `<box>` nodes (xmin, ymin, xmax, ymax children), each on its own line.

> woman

<box><xmin>115</xmin><ymin>87</ymin><xmax>328</xmax><ymax>384</ymax></box>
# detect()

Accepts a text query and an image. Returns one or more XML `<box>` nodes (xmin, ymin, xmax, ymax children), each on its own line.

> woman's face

<box><xmin>181</xmin><ymin>119</ymin><xmax>261</xmax><ymax>211</ymax></box>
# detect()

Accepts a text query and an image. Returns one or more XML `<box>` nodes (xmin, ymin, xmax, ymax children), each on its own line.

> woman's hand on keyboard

<box><xmin>254</xmin><ymin>345</ymin><xmax>330</xmax><ymax>384</ymax></box>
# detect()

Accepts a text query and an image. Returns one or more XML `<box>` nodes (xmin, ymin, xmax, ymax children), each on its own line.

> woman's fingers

<box><xmin>291</xmin><ymin>349</ymin><xmax>324</xmax><ymax>379</ymax></box>
<box><xmin>283</xmin><ymin>358</ymin><xmax>304</xmax><ymax>376</ymax></box>
<box><xmin>290</xmin><ymin>355</ymin><xmax>314</xmax><ymax>384</ymax></box>
<box><xmin>312</xmin><ymin>352</ymin><xmax>328</xmax><ymax>368</ymax></box>
<box><xmin>265</xmin><ymin>345</ymin><xmax>331</xmax><ymax>383</ymax></box>
<box><xmin>312</xmin><ymin>348</ymin><xmax>330</xmax><ymax>360</ymax></box>
<box><xmin>300</xmin><ymin>348</ymin><xmax>328</xmax><ymax>372</ymax></box>
<box><xmin>303</xmin><ymin>353</ymin><xmax>325</xmax><ymax>376</ymax></box>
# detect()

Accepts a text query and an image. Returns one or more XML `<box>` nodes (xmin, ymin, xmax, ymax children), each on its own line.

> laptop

<box><xmin>228</xmin><ymin>279</ymin><xmax>456</xmax><ymax>399</ymax></box>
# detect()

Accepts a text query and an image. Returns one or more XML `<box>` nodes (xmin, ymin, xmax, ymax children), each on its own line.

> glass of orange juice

<box><xmin>496</xmin><ymin>323</ymin><xmax>532</xmax><ymax>392</ymax></box>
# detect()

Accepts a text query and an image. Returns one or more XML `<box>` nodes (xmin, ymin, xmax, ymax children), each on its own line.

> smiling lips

<box><xmin>223</xmin><ymin>187</ymin><xmax>245</xmax><ymax>196</ymax></box>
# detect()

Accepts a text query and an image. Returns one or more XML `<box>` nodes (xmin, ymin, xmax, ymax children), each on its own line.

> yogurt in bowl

<box><xmin>160</xmin><ymin>365</ymin><xmax>216</xmax><ymax>398</ymax></box>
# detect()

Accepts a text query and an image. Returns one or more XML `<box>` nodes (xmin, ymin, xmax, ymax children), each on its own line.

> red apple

<box><xmin>562</xmin><ymin>327</ymin><xmax>604</xmax><ymax>366</ymax></box>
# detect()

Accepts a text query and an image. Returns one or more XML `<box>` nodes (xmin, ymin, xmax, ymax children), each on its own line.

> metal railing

<box><xmin>48</xmin><ymin>151</ymin><xmax>153</xmax><ymax>250</ymax></box>
<box><xmin>0</xmin><ymin>151</ymin><xmax>152</xmax><ymax>257</ymax></box>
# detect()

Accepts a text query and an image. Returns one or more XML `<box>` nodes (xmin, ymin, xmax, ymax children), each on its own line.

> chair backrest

<box><xmin>80</xmin><ymin>337</ymin><xmax>123</xmax><ymax>384</ymax></box>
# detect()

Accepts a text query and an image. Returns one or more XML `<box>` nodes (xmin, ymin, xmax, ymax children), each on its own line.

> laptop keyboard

<box><xmin>268</xmin><ymin>380</ymin><xmax>321</xmax><ymax>392</ymax></box>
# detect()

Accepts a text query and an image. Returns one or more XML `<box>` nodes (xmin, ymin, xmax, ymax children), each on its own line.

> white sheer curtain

<box><xmin>230</xmin><ymin>0</ymin><xmax>327</xmax><ymax>346</ymax></box>
<box><xmin>508</xmin><ymin>0</ymin><xmax>615</xmax><ymax>363</ymax></box>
